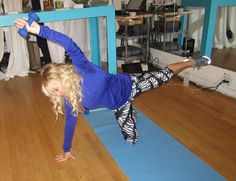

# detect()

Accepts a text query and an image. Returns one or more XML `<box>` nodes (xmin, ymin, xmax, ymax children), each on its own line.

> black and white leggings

<box><xmin>113</xmin><ymin>67</ymin><xmax>173</xmax><ymax>144</ymax></box>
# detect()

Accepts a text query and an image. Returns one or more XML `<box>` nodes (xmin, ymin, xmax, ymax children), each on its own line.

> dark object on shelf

<box><xmin>117</xmin><ymin>26</ymin><xmax>135</xmax><ymax>36</ymax></box>
<box><xmin>117</xmin><ymin>24</ymin><xmax>147</xmax><ymax>36</ymax></box>
<box><xmin>90</xmin><ymin>0</ymin><xmax>108</xmax><ymax>6</ymax></box>
<box><xmin>151</xmin><ymin>41</ymin><xmax>182</xmax><ymax>52</ymax></box>
<box><xmin>72</xmin><ymin>0</ymin><xmax>88</xmax><ymax>4</ymax></box>
<box><xmin>0</xmin><ymin>52</ymin><xmax>10</xmax><ymax>73</ymax></box>
<box><xmin>116</xmin><ymin>0</ymin><xmax>146</xmax><ymax>16</ymax></box>
<box><xmin>117</xmin><ymin>45</ymin><xmax>144</xmax><ymax>58</ymax></box>
<box><xmin>126</xmin><ymin>0</ymin><xmax>146</xmax><ymax>12</ymax></box>
<box><xmin>122</xmin><ymin>62</ymin><xmax>162</xmax><ymax>73</ymax></box>
<box><xmin>182</xmin><ymin>37</ymin><xmax>195</xmax><ymax>55</ymax></box>
<box><xmin>122</xmin><ymin>62</ymin><xmax>143</xmax><ymax>73</ymax></box>
<box><xmin>155</xmin><ymin>18</ymin><xmax>180</xmax><ymax>33</ymax></box>
<box><xmin>43</xmin><ymin>0</ymin><xmax>54</xmax><ymax>10</ymax></box>
<box><xmin>115</xmin><ymin>10</ymin><xmax>128</xmax><ymax>16</ymax></box>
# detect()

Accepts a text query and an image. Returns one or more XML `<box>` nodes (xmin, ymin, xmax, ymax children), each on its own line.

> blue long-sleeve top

<box><xmin>38</xmin><ymin>25</ymin><xmax>132</xmax><ymax>152</ymax></box>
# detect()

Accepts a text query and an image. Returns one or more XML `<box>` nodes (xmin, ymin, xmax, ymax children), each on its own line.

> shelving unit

<box><xmin>116</xmin><ymin>14</ymin><xmax>153</xmax><ymax>63</ymax></box>
<box><xmin>151</xmin><ymin>10</ymin><xmax>192</xmax><ymax>56</ymax></box>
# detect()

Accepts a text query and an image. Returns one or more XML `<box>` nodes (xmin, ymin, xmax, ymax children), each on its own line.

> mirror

<box><xmin>150</xmin><ymin>5</ymin><xmax>236</xmax><ymax>72</ymax></box>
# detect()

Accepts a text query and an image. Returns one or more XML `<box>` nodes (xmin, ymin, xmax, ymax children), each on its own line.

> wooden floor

<box><xmin>1</xmin><ymin>73</ymin><xmax>236</xmax><ymax>181</ymax></box>
<box><xmin>212</xmin><ymin>48</ymin><xmax>236</xmax><ymax>72</ymax></box>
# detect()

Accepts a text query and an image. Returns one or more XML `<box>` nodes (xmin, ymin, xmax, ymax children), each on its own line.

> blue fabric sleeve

<box><xmin>37</xmin><ymin>25</ymin><xmax>81</xmax><ymax>152</ymax></box>
<box><xmin>37</xmin><ymin>25</ymin><xmax>89</xmax><ymax>68</ymax></box>
<box><xmin>63</xmin><ymin>101</ymin><xmax>78</xmax><ymax>152</ymax></box>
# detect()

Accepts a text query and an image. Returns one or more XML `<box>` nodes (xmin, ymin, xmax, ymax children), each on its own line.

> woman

<box><xmin>15</xmin><ymin>18</ymin><xmax>211</xmax><ymax>162</ymax></box>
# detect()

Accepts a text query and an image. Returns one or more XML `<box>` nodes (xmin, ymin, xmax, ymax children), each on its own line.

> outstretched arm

<box><xmin>15</xmin><ymin>18</ymin><xmax>89</xmax><ymax>68</ymax></box>
<box><xmin>55</xmin><ymin>100</ymin><xmax>78</xmax><ymax>162</ymax></box>
<box><xmin>63</xmin><ymin>101</ymin><xmax>78</xmax><ymax>153</ymax></box>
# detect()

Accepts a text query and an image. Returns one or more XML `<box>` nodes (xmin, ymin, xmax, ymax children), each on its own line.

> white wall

<box><xmin>151</xmin><ymin>48</ymin><xmax>236</xmax><ymax>99</ymax></box>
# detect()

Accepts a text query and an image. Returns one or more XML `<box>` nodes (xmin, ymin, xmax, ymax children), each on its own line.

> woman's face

<box><xmin>50</xmin><ymin>80</ymin><xmax>66</xmax><ymax>97</ymax></box>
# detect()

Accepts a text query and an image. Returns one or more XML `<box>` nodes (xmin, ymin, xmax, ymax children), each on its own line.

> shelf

<box><xmin>150</xmin><ymin>41</ymin><xmax>182</xmax><ymax>52</ymax></box>
<box><xmin>116</xmin><ymin>34</ymin><xmax>147</xmax><ymax>40</ymax></box>
<box><xmin>117</xmin><ymin>55</ymin><xmax>145</xmax><ymax>62</ymax></box>
<box><xmin>117</xmin><ymin>45</ymin><xmax>145</xmax><ymax>55</ymax></box>
<box><xmin>117</xmin><ymin>19</ymin><xmax>143</xmax><ymax>26</ymax></box>
<box><xmin>116</xmin><ymin>14</ymin><xmax>152</xmax><ymax>63</ymax></box>
<box><xmin>155</xmin><ymin>30</ymin><xmax>182</xmax><ymax>36</ymax></box>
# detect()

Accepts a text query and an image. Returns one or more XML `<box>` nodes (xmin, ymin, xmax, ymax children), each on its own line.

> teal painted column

<box><xmin>106</xmin><ymin>7</ymin><xmax>117</xmax><ymax>74</ymax></box>
<box><xmin>200</xmin><ymin>4</ymin><xmax>217</xmax><ymax>56</ymax></box>
<box><xmin>89</xmin><ymin>17</ymin><xmax>101</xmax><ymax>67</ymax></box>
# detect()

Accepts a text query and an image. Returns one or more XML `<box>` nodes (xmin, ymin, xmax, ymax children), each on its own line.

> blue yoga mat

<box><xmin>84</xmin><ymin>108</ymin><xmax>226</xmax><ymax>181</ymax></box>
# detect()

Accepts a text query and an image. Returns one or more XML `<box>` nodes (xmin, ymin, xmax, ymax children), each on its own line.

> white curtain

<box><xmin>65</xmin><ymin>19</ymin><xmax>91</xmax><ymax>59</ymax></box>
<box><xmin>188</xmin><ymin>7</ymin><xmax>236</xmax><ymax>52</ymax></box>
<box><xmin>0</xmin><ymin>29</ymin><xmax>3</xmax><ymax>62</ymax></box>
<box><xmin>1</xmin><ymin>0</ymin><xmax>30</xmax><ymax>80</ymax></box>
<box><xmin>187</xmin><ymin>8</ymin><xmax>204</xmax><ymax>52</ymax></box>
<box><xmin>214</xmin><ymin>7</ymin><xmax>236</xmax><ymax>49</ymax></box>
<box><xmin>0</xmin><ymin>29</ymin><xmax>4</xmax><ymax>80</ymax></box>
<box><xmin>0</xmin><ymin>0</ymin><xmax>3</xmax><ymax>62</ymax></box>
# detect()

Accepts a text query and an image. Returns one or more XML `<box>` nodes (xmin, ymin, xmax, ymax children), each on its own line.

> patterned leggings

<box><xmin>113</xmin><ymin>67</ymin><xmax>173</xmax><ymax>144</ymax></box>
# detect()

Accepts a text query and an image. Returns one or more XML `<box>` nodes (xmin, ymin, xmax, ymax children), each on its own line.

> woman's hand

<box><xmin>55</xmin><ymin>152</ymin><xmax>76</xmax><ymax>162</ymax></box>
<box><xmin>14</xmin><ymin>18</ymin><xmax>40</xmax><ymax>35</ymax></box>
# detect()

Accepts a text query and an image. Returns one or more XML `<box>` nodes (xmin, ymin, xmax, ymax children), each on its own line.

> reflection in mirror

<box><xmin>211</xmin><ymin>6</ymin><xmax>236</xmax><ymax>72</ymax></box>
<box><xmin>187</xmin><ymin>6</ymin><xmax>236</xmax><ymax>72</ymax></box>
<box><xmin>150</xmin><ymin>4</ymin><xmax>236</xmax><ymax>72</ymax></box>
<box><xmin>150</xmin><ymin>2</ymin><xmax>193</xmax><ymax>57</ymax></box>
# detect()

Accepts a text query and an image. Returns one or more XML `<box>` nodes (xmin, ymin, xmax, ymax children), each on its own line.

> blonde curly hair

<box><xmin>40</xmin><ymin>63</ymin><xmax>83</xmax><ymax>119</ymax></box>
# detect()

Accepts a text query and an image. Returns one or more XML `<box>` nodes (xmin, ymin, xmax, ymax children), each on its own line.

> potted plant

<box><xmin>72</xmin><ymin>0</ymin><xmax>89</xmax><ymax>8</ymax></box>
<box><xmin>55</xmin><ymin>0</ymin><xmax>64</xmax><ymax>9</ymax></box>
<box><xmin>90</xmin><ymin>0</ymin><xmax>109</xmax><ymax>6</ymax></box>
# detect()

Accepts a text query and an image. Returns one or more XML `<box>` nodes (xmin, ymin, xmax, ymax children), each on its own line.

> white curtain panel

<box><xmin>65</xmin><ymin>19</ymin><xmax>91</xmax><ymax>59</ymax></box>
<box><xmin>0</xmin><ymin>29</ymin><xmax>3</xmax><ymax>62</ymax></box>
<box><xmin>44</xmin><ymin>21</ymin><xmax>67</xmax><ymax>63</ymax></box>
<box><xmin>214</xmin><ymin>8</ymin><xmax>228</xmax><ymax>49</ymax></box>
<box><xmin>188</xmin><ymin>7</ymin><xmax>236</xmax><ymax>52</ymax></box>
<box><xmin>187</xmin><ymin>8</ymin><xmax>205</xmax><ymax>52</ymax></box>
<box><xmin>214</xmin><ymin>7</ymin><xmax>236</xmax><ymax>48</ymax></box>
<box><xmin>227</xmin><ymin>6</ymin><xmax>236</xmax><ymax>48</ymax></box>
<box><xmin>98</xmin><ymin>17</ymin><xmax>108</xmax><ymax>62</ymax></box>
<box><xmin>2</xmin><ymin>0</ymin><xmax>30</xmax><ymax>80</ymax></box>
